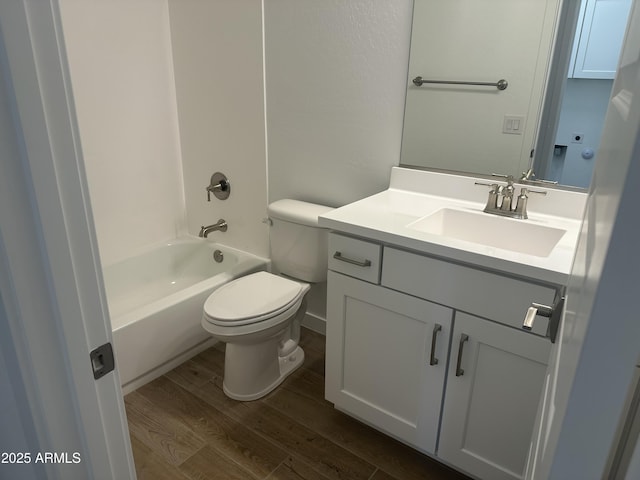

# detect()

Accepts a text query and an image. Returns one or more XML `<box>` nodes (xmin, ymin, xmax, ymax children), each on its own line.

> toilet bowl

<box><xmin>201</xmin><ymin>199</ymin><xmax>333</xmax><ymax>401</ymax></box>
<box><xmin>202</xmin><ymin>271</ymin><xmax>311</xmax><ymax>401</ymax></box>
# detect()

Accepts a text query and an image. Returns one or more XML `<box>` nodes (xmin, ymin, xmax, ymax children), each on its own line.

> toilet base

<box><xmin>222</xmin><ymin>345</ymin><xmax>304</xmax><ymax>401</ymax></box>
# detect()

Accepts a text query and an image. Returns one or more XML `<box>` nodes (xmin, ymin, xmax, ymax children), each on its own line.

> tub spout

<box><xmin>199</xmin><ymin>219</ymin><xmax>228</xmax><ymax>238</ymax></box>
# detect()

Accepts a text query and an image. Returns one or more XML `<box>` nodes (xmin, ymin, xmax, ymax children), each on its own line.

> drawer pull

<box><xmin>430</xmin><ymin>323</ymin><xmax>442</xmax><ymax>366</ymax></box>
<box><xmin>455</xmin><ymin>334</ymin><xmax>469</xmax><ymax>377</ymax></box>
<box><xmin>333</xmin><ymin>251</ymin><xmax>372</xmax><ymax>268</ymax></box>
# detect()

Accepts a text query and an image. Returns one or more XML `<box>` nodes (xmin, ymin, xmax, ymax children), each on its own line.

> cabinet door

<box><xmin>570</xmin><ymin>0</ymin><xmax>632</xmax><ymax>79</ymax></box>
<box><xmin>439</xmin><ymin>313</ymin><xmax>551</xmax><ymax>480</ymax></box>
<box><xmin>325</xmin><ymin>271</ymin><xmax>453</xmax><ymax>454</ymax></box>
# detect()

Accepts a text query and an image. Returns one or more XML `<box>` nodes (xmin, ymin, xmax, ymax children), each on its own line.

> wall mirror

<box><xmin>400</xmin><ymin>0</ymin><xmax>632</xmax><ymax>189</ymax></box>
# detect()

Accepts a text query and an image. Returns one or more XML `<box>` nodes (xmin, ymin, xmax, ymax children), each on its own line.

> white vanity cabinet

<box><xmin>325</xmin><ymin>233</ymin><xmax>558</xmax><ymax>480</ymax></box>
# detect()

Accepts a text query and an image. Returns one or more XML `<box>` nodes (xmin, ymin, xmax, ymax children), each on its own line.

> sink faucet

<box><xmin>475</xmin><ymin>174</ymin><xmax>546</xmax><ymax>219</ymax></box>
<box><xmin>199</xmin><ymin>219</ymin><xmax>228</xmax><ymax>238</ymax></box>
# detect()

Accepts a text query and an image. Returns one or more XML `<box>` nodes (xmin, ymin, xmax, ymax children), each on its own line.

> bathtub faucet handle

<box><xmin>206</xmin><ymin>172</ymin><xmax>231</xmax><ymax>201</ymax></box>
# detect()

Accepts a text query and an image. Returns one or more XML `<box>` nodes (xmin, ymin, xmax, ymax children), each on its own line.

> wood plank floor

<box><xmin>125</xmin><ymin>328</ymin><xmax>471</xmax><ymax>480</ymax></box>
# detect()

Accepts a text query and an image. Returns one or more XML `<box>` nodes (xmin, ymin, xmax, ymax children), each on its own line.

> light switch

<box><xmin>503</xmin><ymin>115</ymin><xmax>525</xmax><ymax>135</ymax></box>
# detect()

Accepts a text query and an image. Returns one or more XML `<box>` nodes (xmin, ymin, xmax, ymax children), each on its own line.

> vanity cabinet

<box><xmin>569</xmin><ymin>0</ymin><xmax>632</xmax><ymax>79</ymax></box>
<box><xmin>325</xmin><ymin>233</ymin><xmax>558</xmax><ymax>480</ymax></box>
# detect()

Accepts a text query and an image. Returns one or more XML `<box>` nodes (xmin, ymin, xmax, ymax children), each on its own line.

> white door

<box><xmin>526</xmin><ymin>2</ymin><xmax>640</xmax><ymax>478</ymax></box>
<box><xmin>0</xmin><ymin>2</ymin><xmax>135</xmax><ymax>479</ymax></box>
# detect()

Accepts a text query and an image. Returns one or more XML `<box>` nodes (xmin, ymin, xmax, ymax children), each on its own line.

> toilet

<box><xmin>201</xmin><ymin>199</ymin><xmax>334</xmax><ymax>401</ymax></box>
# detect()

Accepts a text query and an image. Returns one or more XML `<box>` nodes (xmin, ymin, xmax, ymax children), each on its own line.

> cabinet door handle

<box><xmin>455</xmin><ymin>334</ymin><xmax>469</xmax><ymax>377</ymax></box>
<box><xmin>333</xmin><ymin>251</ymin><xmax>372</xmax><ymax>267</ymax></box>
<box><xmin>429</xmin><ymin>323</ymin><xmax>442</xmax><ymax>366</ymax></box>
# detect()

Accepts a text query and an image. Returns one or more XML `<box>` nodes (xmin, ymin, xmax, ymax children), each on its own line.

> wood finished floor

<box><xmin>124</xmin><ymin>328</ymin><xmax>471</xmax><ymax>480</ymax></box>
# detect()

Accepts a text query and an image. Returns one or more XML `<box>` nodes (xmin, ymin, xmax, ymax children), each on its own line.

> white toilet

<box><xmin>201</xmin><ymin>199</ymin><xmax>334</xmax><ymax>401</ymax></box>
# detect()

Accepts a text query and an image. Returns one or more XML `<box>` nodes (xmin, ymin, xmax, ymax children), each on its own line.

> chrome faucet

<box><xmin>475</xmin><ymin>174</ymin><xmax>546</xmax><ymax>220</ymax></box>
<box><xmin>199</xmin><ymin>219</ymin><xmax>228</xmax><ymax>238</ymax></box>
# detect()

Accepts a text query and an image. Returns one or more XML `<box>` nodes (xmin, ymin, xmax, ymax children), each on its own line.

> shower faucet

<box><xmin>206</xmin><ymin>172</ymin><xmax>230</xmax><ymax>201</ymax></box>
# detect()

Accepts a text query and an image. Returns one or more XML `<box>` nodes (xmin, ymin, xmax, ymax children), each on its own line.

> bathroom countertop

<box><xmin>319</xmin><ymin>167</ymin><xmax>586</xmax><ymax>286</ymax></box>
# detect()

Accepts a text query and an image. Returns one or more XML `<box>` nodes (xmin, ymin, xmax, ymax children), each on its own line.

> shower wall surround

<box><xmin>59</xmin><ymin>0</ymin><xmax>271</xmax><ymax>263</ymax></box>
<box><xmin>58</xmin><ymin>0</ymin><xmax>185</xmax><ymax>265</ymax></box>
<box><xmin>168</xmin><ymin>0</ymin><xmax>269</xmax><ymax>259</ymax></box>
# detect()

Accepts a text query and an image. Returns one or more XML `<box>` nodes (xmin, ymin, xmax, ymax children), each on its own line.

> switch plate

<box><xmin>503</xmin><ymin>115</ymin><xmax>525</xmax><ymax>135</ymax></box>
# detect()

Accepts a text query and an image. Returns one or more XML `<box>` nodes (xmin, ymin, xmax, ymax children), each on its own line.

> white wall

<box><xmin>263</xmin><ymin>0</ymin><xmax>412</xmax><ymax>326</ymax></box>
<box><xmin>168</xmin><ymin>0</ymin><xmax>269</xmax><ymax>258</ymax></box>
<box><xmin>264</xmin><ymin>0</ymin><xmax>413</xmax><ymax>207</ymax></box>
<box><xmin>58</xmin><ymin>0</ymin><xmax>185</xmax><ymax>265</ymax></box>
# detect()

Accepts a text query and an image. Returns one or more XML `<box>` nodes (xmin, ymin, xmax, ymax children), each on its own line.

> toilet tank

<box><xmin>268</xmin><ymin>199</ymin><xmax>335</xmax><ymax>282</ymax></box>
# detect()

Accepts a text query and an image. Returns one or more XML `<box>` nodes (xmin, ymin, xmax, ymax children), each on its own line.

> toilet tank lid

<box><xmin>268</xmin><ymin>199</ymin><xmax>334</xmax><ymax>227</ymax></box>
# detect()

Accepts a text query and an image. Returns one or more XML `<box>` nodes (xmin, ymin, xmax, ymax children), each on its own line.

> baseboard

<box><xmin>301</xmin><ymin>311</ymin><xmax>326</xmax><ymax>335</ymax></box>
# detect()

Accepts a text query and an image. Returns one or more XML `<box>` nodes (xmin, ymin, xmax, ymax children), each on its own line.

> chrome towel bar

<box><xmin>412</xmin><ymin>76</ymin><xmax>508</xmax><ymax>91</ymax></box>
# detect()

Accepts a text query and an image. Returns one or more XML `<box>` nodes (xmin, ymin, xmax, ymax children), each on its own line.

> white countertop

<box><xmin>319</xmin><ymin>167</ymin><xmax>587</xmax><ymax>285</ymax></box>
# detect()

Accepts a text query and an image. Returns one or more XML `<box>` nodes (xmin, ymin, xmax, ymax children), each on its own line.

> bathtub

<box><xmin>103</xmin><ymin>237</ymin><xmax>268</xmax><ymax>393</ymax></box>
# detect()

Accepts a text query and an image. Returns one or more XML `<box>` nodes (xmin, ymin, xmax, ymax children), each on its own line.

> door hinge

<box><xmin>90</xmin><ymin>342</ymin><xmax>115</xmax><ymax>380</ymax></box>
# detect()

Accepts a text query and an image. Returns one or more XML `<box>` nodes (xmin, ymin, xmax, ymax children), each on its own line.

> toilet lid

<box><xmin>204</xmin><ymin>271</ymin><xmax>303</xmax><ymax>322</ymax></box>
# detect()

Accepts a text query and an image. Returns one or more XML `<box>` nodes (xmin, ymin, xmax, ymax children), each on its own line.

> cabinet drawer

<box><xmin>381</xmin><ymin>247</ymin><xmax>557</xmax><ymax>335</ymax></box>
<box><xmin>328</xmin><ymin>233</ymin><xmax>381</xmax><ymax>284</ymax></box>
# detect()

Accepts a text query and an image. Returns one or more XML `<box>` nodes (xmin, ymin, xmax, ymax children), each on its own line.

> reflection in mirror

<box><xmin>533</xmin><ymin>0</ymin><xmax>632</xmax><ymax>188</ymax></box>
<box><xmin>400</xmin><ymin>0</ymin><xmax>632</xmax><ymax>190</ymax></box>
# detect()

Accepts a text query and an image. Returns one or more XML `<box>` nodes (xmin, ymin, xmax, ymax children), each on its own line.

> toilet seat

<box><xmin>203</xmin><ymin>271</ymin><xmax>305</xmax><ymax>327</ymax></box>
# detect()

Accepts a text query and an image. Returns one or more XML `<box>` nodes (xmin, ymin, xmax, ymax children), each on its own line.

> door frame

<box><xmin>533</xmin><ymin>0</ymin><xmax>582</xmax><ymax>179</ymax></box>
<box><xmin>527</xmin><ymin>1</ymin><xmax>640</xmax><ymax>477</ymax></box>
<box><xmin>0</xmin><ymin>1</ymin><xmax>134</xmax><ymax>478</ymax></box>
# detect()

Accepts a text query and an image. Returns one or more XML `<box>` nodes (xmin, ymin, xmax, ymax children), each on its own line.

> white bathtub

<box><xmin>103</xmin><ymin>237</ymin><xmax>268</xmax><ymax>393</ymax></box>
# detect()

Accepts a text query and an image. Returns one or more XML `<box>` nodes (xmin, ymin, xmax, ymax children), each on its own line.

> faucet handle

<box><xmin>475</xmin><ymin>182</ymin><xmax>501</xmax><ymax>210</ymax></box>
<box><xmin>490</xmin><ymin>173</ymin><xmax>515</xmax><ymax>186</ymax></box>
<box><xmin>519</xmin><ymin>187</ymin><xmax>547</xmax><ymax>197</ymax></box>
<box><xmin>514</xmin><ymin>188</ymin><xmax>547</xmax><ymax>219</ymax></box>
<box><xmin>206</xmin><ymin>172</ymin><xmax>231</xmax><ymax>201</ymax></box>
<box><xmin>206</xmin><ymin>182</ymin><xmax>226</xmax><ymax>201</ymax></box>
<box><xmin>474</xmin><ymin>181</ymin><xmax>500</xmax><ymax>192</ymax></box>
<box><xmin>520</xmin><ymin>168</ymin><xmax>534</xmax><ymax>181</ymax></box>
<box><xmin>519</xmin><ymin>169</ymin><xmax>559</xmax><ymax>186</ymax></box>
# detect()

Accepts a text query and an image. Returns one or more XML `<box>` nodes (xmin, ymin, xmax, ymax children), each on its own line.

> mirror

<box><xmin>400</xmin><ymin>0</ymin><xmax>631</xmax><ymax>189</ymax></box>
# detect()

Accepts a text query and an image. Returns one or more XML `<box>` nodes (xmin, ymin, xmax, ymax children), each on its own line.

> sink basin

<box><xmin>406</xmin><ymin>208</ymin><xmax>566</xmax><ymax>257</ymax></box>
